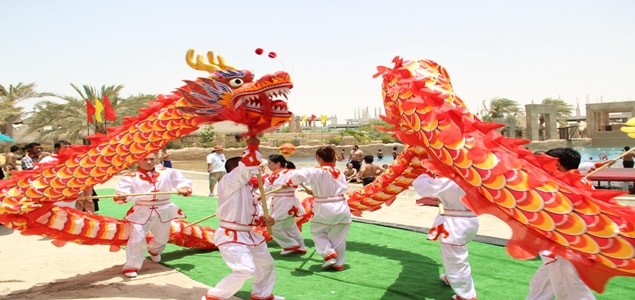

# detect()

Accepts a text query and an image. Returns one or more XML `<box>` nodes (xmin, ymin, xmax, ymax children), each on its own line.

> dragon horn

<box><xmin>185</xmin><ymin>49</ymin><xmax>236</xmax><ymax>72</ymax></box>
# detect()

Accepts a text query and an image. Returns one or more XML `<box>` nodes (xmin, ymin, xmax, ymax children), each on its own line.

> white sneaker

<box><xmin>123</xmin><ymin>271</ymin><xmax>137</xmax><ymax>278</ymax></box>
<box><xmin>208</xmin><ymin>193</ymin><xmax>215</xmax><ymax>197</ymax></box>
<box><xmin>273</xmin><ymin>296</ymin><xmax>286</xmax><ymax>300</ymax></box>
<box><xmin>321</xmin><ymin>258</ymin><xmax>337</xmax><ymax>269</ymax></box>
<box><xmin>150</xmin><ymin>254</ymin><xmax>161</xmax><ymax>262</ymax></box>
<box><xmin>280</xmin><ymin>247</ymin><xmax>307</xmax><ymax>255</ymax></box>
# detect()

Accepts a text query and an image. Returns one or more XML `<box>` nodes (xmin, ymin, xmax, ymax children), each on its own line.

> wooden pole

<box><xmin>585</xmin><ymin>147</ymin><xmax>635</xmax><ymax>178</ymax></box>
<box><xmin>85</xmin><ymin>191</ymin><xmax>180</xmax><ymax>200</ymax></box>
<box><xmin>185</xmin><ymin>214</ymin><xmax>216</xmax><ymax>228</ymax></box>
<box><xmin>183</xmin><ymin>187</ymin><xmax>283</xmax><ymax>229</ymax></box>
<box><xmin>256</xmin><ymin>170</ymin><xmax>272</xmax><ymax>235</ymax></box>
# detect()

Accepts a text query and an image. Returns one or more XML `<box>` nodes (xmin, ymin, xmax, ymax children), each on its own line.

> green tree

<box><xmin>25</xmin><ymin>84</ymin><xmax>156</xmax><ymax>142</ymax></box>
<box><xmin>479</xmin><ymin>97</ymin><xmax>521</xmax><ymax>121</ymax></box>
<box><xmin>342</xmin><ymin>120</ymin><xmax>397</xmax><ymax>144</ymax></box>
<box><xmin>0</xmin><ymin>83</ymin><xmax>53</xmax><ymax>136</ymax></box>
<box><xmin>541</xmin><ymin>98</ymin><xmax>573</xmax><ymax>126</ymax></box>
<box><xmin>199</xmin><ymin>125</ymin><xmax>216</xmax><ymax>147</ymax></box>
<box><xmin>26</xmin><ymin>97</ymin><xmax>87</xmax><ymax>142</ymax></box>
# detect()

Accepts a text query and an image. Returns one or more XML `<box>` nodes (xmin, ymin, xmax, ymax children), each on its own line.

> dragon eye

<box><xmin>228</xmin><ymin>78</ymin><xmax>244</xmax><ymax>87</ymax></box>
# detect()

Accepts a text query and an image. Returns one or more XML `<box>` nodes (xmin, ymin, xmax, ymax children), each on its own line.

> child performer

<box><xmin>526</xmin><ymin>147</ymin><xmax>596</xmax><ymax>300</ymax></box>
<box><xmin>201</xmin><ymin>137</ymin><xmax>284</xmax><ymax>300</ymax></box>
<box><xmin>114</xmin><ymin>153</ymin><xmax>193</xmax><ymax>278</ymax></box>
<box><xmin>264</xmin><ymin>154</ymin><xmax>307</xmax><ymax>255</ymax></box>
<box><xmin>285</xmin><ymin>145</ymin><xmax>351</xmax><ymax>271</ymax></box>
<box><xmin>412</xmin><ymin>173</ymin><xmax>478</xmax><ymax>300</ymax></box>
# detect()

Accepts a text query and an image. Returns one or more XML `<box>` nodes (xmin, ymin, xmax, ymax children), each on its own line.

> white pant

<box><xmin>122</xmin><ymin>217</ymin><xmax>171</xmax><ymax>271</ymax></box>
<box><xmin>310</xmin><ymin>222</ymin><xmax>350</xmax><ymax>265</ymax></box>
<box><xmin>526</xmin><ymin>253</ymin><xmax>596</xmax><ymax>300</ymax></box>
<box><xmin>205</xmin><ymin>242</ymin><xmax>276</xmax><ymax>299</ymax></box>
<box><xmin>441</xmin><ymin>242</ymin><xmax>476</xmax><ymax>299</ymax></box>
<box><xmin>272</xmin><ymin>216</ymin><xmax>305</xmax><ymax>250</ymax></box>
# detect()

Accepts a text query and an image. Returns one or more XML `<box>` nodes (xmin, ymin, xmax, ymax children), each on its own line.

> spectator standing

<box><xmin>3</xmin><ymin>145</ymin><xmax>20</xmax><ymax>177</ymax></box>
<box><xmin>348</xmin><ymin>145</ymin><xmax>364</xmax><ymax>171</ymax></box>
<box><xmin>622</xmin><ymin>146</ymin><xmax>634</xmax><ymax>168</ymax></box>
<box><xmin>21</xmin><ymin>142</ymin><xmax>42</xmax><ymax>170</ymax></box>
<box><xmin>158</xmin><ymin>147</ymin><xmax>172</xmax><ymax>168</ymax></box>
<box><xmin>392</xmin><ymin>146</ymin><xmax>399</xmax><ymax>160</ymax></box>
<box><xmin>206</xmin><ymin>145</ymin><xmax>226</xmax><ymax>197</ymax></box>
<box><xmin>114</xmin><ymin>153</ymin><xmax>192</xmax><ymax>278</ymax></box>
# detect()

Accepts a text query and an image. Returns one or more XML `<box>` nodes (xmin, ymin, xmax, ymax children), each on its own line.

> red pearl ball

<box><xmin>255</xmin><ymin>48</ymin><xmax>264</xmax><ymax>55</ymax></box>
<box><xmin>268</xmin><ymin>52</ymin><xmax>277</xmax><ymax>58</ymax></box>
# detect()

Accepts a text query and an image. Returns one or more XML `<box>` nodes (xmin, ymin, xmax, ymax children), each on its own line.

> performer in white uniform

<box><xmin>264</xmin><ymin>154</ymin><xmax>306</xmax><ymax>255</ymax></box>
<box><xmin>285</xmin><ymin>145</ymin><xmax>351</xmax><ymax>271</ymax></box>
<box><xmin>114</xmin><ymin>153</ymin><xmax>192</xmax><ymax>278</ymax></box>
<box><xmin>202</xmin><ymin>137</ymin><xmax>284</xmax><ymax>300</ymax></box>
<box><xmin>412</xmin><ymin>173</ymin><xmax>478</xmax><ymax>300</ymax></box>
<box><xmin>526</xmin><ymin>147</ymin><xmax>596</xmax><ymax>300</ymax></box>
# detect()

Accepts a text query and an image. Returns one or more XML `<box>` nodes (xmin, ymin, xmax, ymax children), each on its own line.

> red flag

<box><xmin>85</xmin><ymin>99</ymin><xmax>95</xmax><ymax>124</ymax></box>
<box><xmin>102</xmin><ymin>94</ymin><xmax>117</xmax><ymax>121</ymax></box>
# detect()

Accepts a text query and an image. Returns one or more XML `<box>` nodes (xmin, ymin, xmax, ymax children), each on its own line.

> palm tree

<box><xmin>540</xmin><ymin>98</ymin><xmax>573</xmax><ymax>127</ymax></box>
<box><xmin>25</xmin><ymin>97</ymin><xmax>88</xmax><ymax>142</ymax></box>
<box><xmin>70</xmin><ymin>84</ymin><xmax>155</xmax><ymax>134</ymax></box>
<box><xmin>479</xmin><ymin>97</ymin><xmax>521</xmax><ymax>121</ymax></box>
<box><xmin>0</xmin><ymin>83</ymin><xmax>53</xmax><ymax>136</ymax></box>
<box><xmin>25</xmin><ymin>84</ymin><xmax>156</xmax><ymax>142</ymax></box>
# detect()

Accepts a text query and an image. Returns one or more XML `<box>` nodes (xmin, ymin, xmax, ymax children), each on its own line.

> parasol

<box><xmin>0</xmin><ymin>133</ymin><xmax>14</xmax><ymax>142</ymax></box>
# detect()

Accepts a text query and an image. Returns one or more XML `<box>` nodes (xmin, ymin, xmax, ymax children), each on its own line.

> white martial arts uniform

<box><xmin>264</xmin><ymin>168</ymin><xmax>306</xmax><ymax>252</ymax></box>
<box><xmin>116</xmin><ymin>166</ymin><xmax>192</xmax><ymax>273</ymax></box>
<box><xmin>204</xmin><ymin>159</ymin><xmax>278</xmax><ymax>300</ymax></box>
<box><xmin>526</xmin><ymin>169</ymin><xmax>596</xmax><ymax>300</ymax></box>
<box><xmin>286</xmin><ymin>164</ymin><xmax>351</xmax><ymax>268</ymax></box>
<box><xmin>526</xmin><ymin>251</ymin><xmax>596</xmax><ymax>300</ymax></box>
<box><xmin>412</xmin><ymin>174</ymin><xmax>478</xmax><ymax>299</ymax></box>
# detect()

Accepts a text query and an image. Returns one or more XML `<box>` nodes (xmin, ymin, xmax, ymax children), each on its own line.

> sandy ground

<box><xmin>2</xmin><ymin>167</ymin><xmax>632</xmax><ymax>300</ymax></box>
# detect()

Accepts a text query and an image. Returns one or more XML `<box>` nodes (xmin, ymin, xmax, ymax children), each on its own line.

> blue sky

<box><xmin>2</xmin><ymin>0</ymin><xmax>634</xmax><ymax>121</ymax></box>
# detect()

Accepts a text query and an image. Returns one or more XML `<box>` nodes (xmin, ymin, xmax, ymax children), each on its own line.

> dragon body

<box><xmin>346</xmin><ymin>57</ymin><xmax>635</xmax><ymax>293</ymax></box>
<box><xmin>0</xmin><ymin>49</ymin><xmax>293</xmax><ymax>251</ymax></box>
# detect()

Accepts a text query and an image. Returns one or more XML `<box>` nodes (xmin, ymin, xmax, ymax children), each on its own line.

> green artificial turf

<box><xmin>97</xmin><ymin>189</ymin><xmax>634</xmax><ymax>299</ymax></box>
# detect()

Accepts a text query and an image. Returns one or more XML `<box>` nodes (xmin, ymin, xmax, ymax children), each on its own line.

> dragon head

<box><xmin>374</xmin><ymin>57</ymin><xmax>471</xmax><ymax>146</ymax></box>
<box><xmin>177</xmin><ymin>49</ymin><xmax>293</xmax><ymax>136</ymax></box>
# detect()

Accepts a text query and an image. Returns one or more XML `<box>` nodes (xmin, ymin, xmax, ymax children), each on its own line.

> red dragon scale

<box><xmin>0</xmin><ymin>49</ymin><xmax>293</xmax><ymax>253</ymax></box>
<box><xmin>347</xmin><ymin>56</ymin><xmax>635</xmax><ymax>293</ymax></box>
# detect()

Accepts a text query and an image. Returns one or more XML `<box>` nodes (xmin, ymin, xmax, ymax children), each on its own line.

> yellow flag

<box><xmin>320</xmin><ymin>114</ymin><xmax>328</xmax><ymax>126</ymax></box>
<box><xmin>301</xmin><ymin>115</ymin><xmax>308</xmax><ymax>124</ymax></box>
<box><xmin>94</xmin><ymin>97</ymin><xmax>104</xmax><ymax>122</ymax></box>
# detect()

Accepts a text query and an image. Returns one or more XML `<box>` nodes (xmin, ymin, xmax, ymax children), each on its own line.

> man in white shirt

<box><xmin>206</xmin><ymin>145</ymin><xmax>226</xmax><ymax>197</ymax></box>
